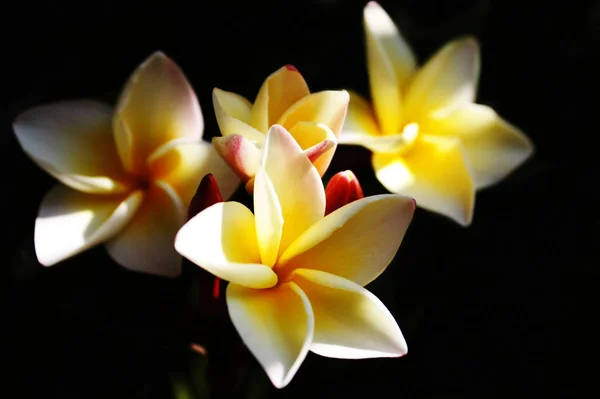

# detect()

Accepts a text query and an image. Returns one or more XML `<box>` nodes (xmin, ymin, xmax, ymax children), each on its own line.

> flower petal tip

<box><xmin>148</xmin><ymin>50</ymin><xmax>168</xmax><ymax>60</ymax></box>
<box><xmin>366</xmin><ymin>1</ymin><xmax>380</xmax><ymax>8</ymax></box>
<box><xmin>285</xmin><ymin>64</ymin><xmax>299</xmax><ymax>72</ymax></box>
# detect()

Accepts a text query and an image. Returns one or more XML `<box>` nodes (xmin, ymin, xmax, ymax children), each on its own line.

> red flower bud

<box><xmin>325</xmin><ymin>170</ymin><xmax>364</xmax><ymax>216</ymax></box>
<box><xmin>187</xmin><ymin>173</ymin><xmax>224</xmax><ymax>299</ymax></box>
<box><xmin>188</xmin><ymin>174</ymin><xmax>223</xmax><ymax>220</ymax></box>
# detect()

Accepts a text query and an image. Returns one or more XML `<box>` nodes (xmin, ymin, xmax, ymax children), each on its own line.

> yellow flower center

<box><xmin>394</xmin><ymin>122</ymin><xmax>420</xmax><ymax>156</ymax></box>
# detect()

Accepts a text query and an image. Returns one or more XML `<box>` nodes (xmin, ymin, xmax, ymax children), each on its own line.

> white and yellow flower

<box><xmin>341</xmin><ymin>1</ymin><xmax>534</xmax><ymax>225</ymax></box>
<box><xmin>175</xmin><ymin>125</ymin><xmax>415</xmax><ymax>388</ymax></box>
<box><xmin>13</xmin><ymin>52</ymin><xmax>239</xmax><ymax>277</ymax></box>
<box><xmin>212</xmin><ymin>65</ymin><xmax>350</xmax><ymax>191</ymax></box>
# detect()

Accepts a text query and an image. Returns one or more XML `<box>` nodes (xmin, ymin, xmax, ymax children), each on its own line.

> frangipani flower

<box><xmin>13</xmin><ymin>52</ymin><xmax>239</xmax><ymax>277</ymax></box>
<box><xmin>340</xmin><ymin>1</ymin><xmax>534</xmax><ymax>225</ymax></box>
<box><xmin>325</xmin><ymin>170</ymin><xmax>365</xmax><ymax>215</ymax></box>
<box><xmin>175</xmin><ymin>125</ymin><xmax>415</xmax><ymax>388</ymax></box>
<box><xmin>212</xmin><ymin>65</ymin><xmax>350</xmax><ymax>192</ymax></box>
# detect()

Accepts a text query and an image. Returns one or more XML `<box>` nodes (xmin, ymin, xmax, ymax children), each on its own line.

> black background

<box><xmin>6</xmin><ymin>0</ymin><xmax>596</xmax><ymax>398</ymax></box>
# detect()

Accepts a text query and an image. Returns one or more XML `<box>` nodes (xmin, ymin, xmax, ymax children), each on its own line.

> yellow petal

<box><xmin>341</xmin><ymin>90</ymin><xmax>380</xmax><ymax>136</ymax></box>
<box><xmin>373</xmin><ymin>135</ymin><xmax>475</xmax><ymax>225</ymax></box>
<box><xmin>211</xmin><ymin>134</ymin><xmax>262</xmax><ymax>181</ymax></box>
<box><xmin>175</xmin><ymin>201</ymin><xmax>277</xmax><ymax>289</ymax></box>
<box><xmin>420</xmin><ymin>103</ymin><xmax>534</xmax><ymax>189</ymax></box>
<box><xmin>364</xmin><ymin>2</ymin><xmax>416</xmax><ymax>86</ymax></box>
<box><xmin>340</xmin><ymin>131</ymin><xmax>415</xmax><ymax>154</ymax></box>
<box><xmin>249</xmin><ymin>65</ymin><xmax>310</xmax><ymax>132</ymax></box>
<box><xmin>35</xmin><ymin>185</ymin><xmax>143</xmax><ymax>266</ymax></box>
<box><xmin>339</xmin><ymin>91</ymin><xmax>413</xmax><ymax>153</ymax></box>
<box><xmin>293</xmin><ymin>269</ymin><xmax>407</xmax><ymax>359</ymax></box>
<box><xmin>289</xmin><ymin>122</ymin><xmax>338</xmax><ymax>176</ymax></box>
<box><xmin>404</xmin><ymin>37</ymin><xmax>480</xmax><ymax>119</ymax></box>
<box><xmin>364</xmin><ymin>2</ymin><xmax>416</xmax><ymax>134</ymax></box>
<box><xmin>277</xmin><ymin>90</ymin><xmax>350</xmax><ymax>138</ymax></box>
<box><xmin>105</xmin><ymin>182</ymin><xmax>186</xmax><ymax>277</ymax></box>
<box><xmin>13</xmin><ymin>101</ymin><xmax>131</xmax><ymax>194</ymax></box>
<box><xmin>253</xmin><ymin>168</ymin><xmax>283</xmax><ymax>267</ymax></box>
<box><xmin>278</xmin><ymin>194</ymin><xmax>415</xmax><ymax>286</ymax></box>
<box><xmin>148</xmin><ymin>140</ymin><xmax>240</xmax><ymax>206</ymax></box>
<box><xmin>113</xmin><ymin>52</ymin><xmax>203</xmax><ymax>174</ymax></box>
<box><xmin>212</xmin><ymin>88</ymin><xmax>266</xmax><ymax>144</ymax></box>
<box><xmin>226</xmin><ymin>282</ymin><xmax>314</xmax><ymax>389</ymax></box>
<box><xmin>259</xmin><ymin>125</ymin><xmax>326</xmax><ymax>257</ymax></box>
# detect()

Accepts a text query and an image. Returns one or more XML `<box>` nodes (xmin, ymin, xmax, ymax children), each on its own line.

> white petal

<box><xmin>226</xmin><ymin>282</ymin><xmax>314</xmax><ymax>388</ymax></box>
<box><xmin>105</xmin><ymin>182</ymin><xmax>186</xmax><ymax>277</ymax></box>
<box><xmin>175</xmin><ymin>202</ymin><xmax>277</xmax><ymax>289</ymax></box>
<box><xmin>293</xmin><ymin>268</ymin><xmax>407</xmax><ymax>359</ymax></box>
<box><xmin>257</xmin><ymin>125</ymin><xmax>325</xmax><ymax>257</ymax></box>
<box><xmin>253</xmin><ymin>168</ymin><xmax>283</xmax><ymax>267</ymax></box>
<box><xmin>13</xmin><ymin>100</ymin><xmax>131</xmax><ymax>194</ymax></box>
<box><xmin>35</xmin><ymin>185</ymin><xmax>143</xmax><ymax>266</ymax></box>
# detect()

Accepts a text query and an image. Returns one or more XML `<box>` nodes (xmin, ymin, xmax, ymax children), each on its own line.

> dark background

<box><xmin>5</xmin><ymin>0</ymin><xmax>596</xmax><ymax>397</ymax></box>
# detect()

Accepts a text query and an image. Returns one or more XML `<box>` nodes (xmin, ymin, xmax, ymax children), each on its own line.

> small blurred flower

<box><xmin>325</xmin><ymin>170</ymin><xmax>365</xmax><ymax>215</ymax></box>
<box><xmin>340</xmin><ymin>1</ymin><xmax>534</xmax><ymax>225</ymax></box>
<box><xmin>212</xmin><ymin>65</ymin><xmax>350</xmax><ymax>192</ymax></box>
<box><xmin>175</xmin><ymin>125</ymin><xmax>415</xmax><ymax>388</ymax></box>
<box><xmin>13</xmin><ymin>52</ymin><xmax>239</xmax><ymax>277</ymax></box>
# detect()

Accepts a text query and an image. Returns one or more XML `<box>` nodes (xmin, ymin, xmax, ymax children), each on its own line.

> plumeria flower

<box><xmin>325</xmin><ymin>170</ymin><xmax>365</xmax><ymax>215</ymax></box>
<box><xmin>175</xmin><ymin>125</ymin><xmax>415</xmax><ymax>388</ymax></box>
<box><xmin>340</xmin><ymin>1</ymin><xmax>534</xmax><ymax>225</ymax></box>
<box><xmin>212</xmin><ymin>65</ymin><xmax>350</xmax><ymax>192</ymax></box>
<box><xmin>13</xmin><ymin>52</ymin><xmax>239</xmax><ymax>277</ymax></box>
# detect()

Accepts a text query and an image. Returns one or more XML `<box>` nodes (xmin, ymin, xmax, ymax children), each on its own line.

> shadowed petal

<box><xmin>106</xmin><ymin>182</ymin><xmax>186</xmax><ymax>277</ymax></box>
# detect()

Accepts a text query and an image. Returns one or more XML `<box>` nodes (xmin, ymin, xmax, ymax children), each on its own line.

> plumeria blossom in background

<box><xmin>340</xmin><ymin>1</ymin><xmax>534</xmax><ymax>225</ymax></box>
<box><xmin>175</xmin><ymin>125</ymin><xmax>415</xmax><ymax>388</ymax></box>
<box><xmin>212</xmin><ymin>65</ymin><xmax>350</xmax><ymax>192</ymax></box>
<box><xmin>13</xmin><ymin>52</ymin><xmax>239</xmax><ymax>277</ymax></box>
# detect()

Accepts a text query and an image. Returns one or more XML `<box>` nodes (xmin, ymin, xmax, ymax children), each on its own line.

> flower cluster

<box><xmin>12</xmin><ymin>2</ymin><xmax>532</xmax><ymax>389</ymax></box>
